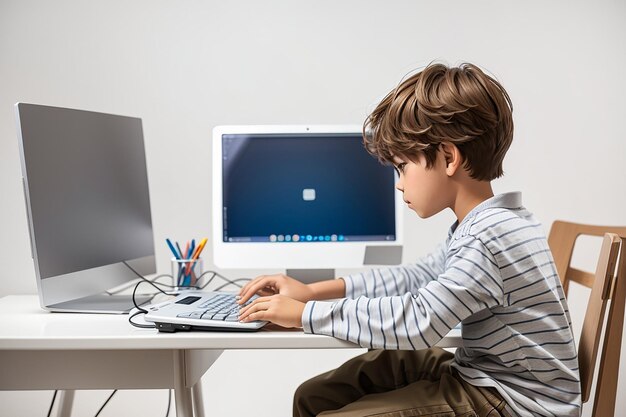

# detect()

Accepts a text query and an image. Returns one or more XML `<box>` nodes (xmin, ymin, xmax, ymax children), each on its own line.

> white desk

<box><xmin>0</xmin><ymin>295</ymin><xmax>462</xmax><ymax>417</ymax></box>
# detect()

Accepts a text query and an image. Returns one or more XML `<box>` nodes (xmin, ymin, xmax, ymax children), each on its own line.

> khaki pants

<box><xmin>294</xmin><ymin>348</ymin><xmax>511</xmax><ymax>417</ymax></box>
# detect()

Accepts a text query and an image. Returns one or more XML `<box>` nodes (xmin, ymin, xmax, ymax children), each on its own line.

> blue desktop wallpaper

<box><xmin>222</xmin><ymin>133</ymin><xmax>396</xmax><ymax>242</ymax></box>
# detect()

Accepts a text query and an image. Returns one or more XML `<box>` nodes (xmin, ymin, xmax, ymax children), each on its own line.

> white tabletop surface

<box><xmin>0</xmin><ymin>295</ymin><xmax>462</xmax><ymax>350</ymax></box>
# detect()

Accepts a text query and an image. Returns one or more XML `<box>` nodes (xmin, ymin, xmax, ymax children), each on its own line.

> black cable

<box><xmin>197</xmin><ymin>271</ymin><xmax>219</xmax><ymax>289</ymax></box>
<box><xmin>124</xmin><ymin>261</ymin><xmax>250</xmax><ymax>293</ymax></box>
<box><xmin>128</xmin><ymin>309</ymin><xmax>157</xmax><ymax>329</ymax></box>
<box><xmin>214</xmin><ymin>278</ymin><xmax>252</xmax><ymax>291</ymax></box>
<box><xmin>131</xmin><ymin>278</ymin><xmax>171</xmax><ymax>312</ymax></box>
<box><xmin>46</xmin><ymin>390</ymin><xmax>57</xmax><ymax>417</ymax></box>
<box><xmin>94</xmin><ymin>390</ymin><xmax>117</xmax><ymax>417</ymax></box>
<box><xmin>152</xmin><ymin>274</ymin><xmax>177</xmax><ymax>286</ymax></box>
<box><xmin>198</xmin><ymin>270</ymin><xmax>251</xmax><ymax>290</ymax></box>
<box><xmin>165</xmin><ymin>389</ymin><xmax>172</xmax><ymax>417</ymax></box>
<box><xmin>124</xmin><ymin>262</ymin><xmax>175</xmax><ymax>292</ymax></box>
<box><xmin>127</xmin><ymin>273</ymin><xmax>176</xmax><ymax>328</ymax></box>
<box><xmin>104</xmin><ymin>274</ymin><xmax>174</xmax><ymax>295</ymax></box>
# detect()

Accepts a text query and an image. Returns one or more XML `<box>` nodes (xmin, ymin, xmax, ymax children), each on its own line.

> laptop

<box><xmin>143</xmin><ymin>291</ymin><xmax>267</xmax><ymax>332</ymax></box>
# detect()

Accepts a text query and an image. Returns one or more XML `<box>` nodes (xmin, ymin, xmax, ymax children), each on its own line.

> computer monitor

<box><xmin>15</xmin><ymin>103</ymin><xmax>155</xmax><ymax>313</ymax></box>
<box><xmin>212</xmin><ymin>125</ymin><xmax>403</xmax><ymax>282</ymax></box>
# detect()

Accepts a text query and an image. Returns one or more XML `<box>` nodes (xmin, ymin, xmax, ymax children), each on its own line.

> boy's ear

<box><xmin>441</xmin><ymin>142</ymin><xmax>463</xmax><ymax>176</ymax></box>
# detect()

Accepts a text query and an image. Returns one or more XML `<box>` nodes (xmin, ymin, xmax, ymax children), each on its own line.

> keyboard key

<box><xmin>212</xmin><ymin>313</ymin><xmax>228</xmax><ymax>320</ymax></box>
<box><xmin>181</xmin><ymin>293</ymin><xmax>260</xmax><ymax>322</ymax></box>
<box><xmin>224</xmin><ymin>314</ymin><xmax>238</xmax><ymax>322</ymax></box>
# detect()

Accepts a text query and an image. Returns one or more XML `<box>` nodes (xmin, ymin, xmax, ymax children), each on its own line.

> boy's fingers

<box><xmin>238</xmin><ymin>278</ymin><xmax>277</xmax><ymax>304</ymax></box>
<box><xmin>244</xmin><ymin>311</ymin><xmax>266</xmax><ymax>322</ymax></box>
<box><xmin>238</xmin><ymin>295</ymin><xmax>270</xmax><ymax>315</ymax></box>
<box><xmin>239</xmin><ymin>298</ymin><xmax>271</xmax><ymax>321</ymax></box>
<box><xmin>237</xmin><ymin>278</ymin><xmax>264</xmax><ymax>303</ymax></box>
<box><xmin>238</xmin><ymin>276</ymin><xmax>263</xmax><ymax>297</ymax></box>
<box><xmin>237</xmin><ymin>282</ymin><xmax>250</xmax><ymax>296</ymax></box>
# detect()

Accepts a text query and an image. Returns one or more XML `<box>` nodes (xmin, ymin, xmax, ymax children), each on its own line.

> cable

<box><xmin>164</xmin><ymin>389</ymin><xmax>172</xmax><ymax>417</ymax></box>
<box><xmin>131</xmin><ymin>277</ymin><xmax>171</xmax><ymax>311</ymax></box>
<box><xmin>126</xmin><ymin>268</ymin><xmax>176</xmax><ymax>328</ymax></box>
<box><xmin>46</xmin><ymin>390</ymin><xmax>57</xmax><ymax>417</ymax></box>
<box><xmin>94</xmin><ymin>390</ymin><xmax>117</xmax><ymax>417</ymax></box>
<box><xmin>198</xmin><ymin>270</ymin><xmax>251</xmax><ymax>290</ymax></box>
<box><xmin>214</xmin><ymin>278</ymin><xmax>252</xmax><ymax>291</ymax></box>
<box><xmin>152</xmin><ymin>274</ymin><xmax>177</xmax><ymax>286</ymax></box>
<box><xmin>124</xmin><ymin>261</ymin><xmax>251</xmax><ymax>294</ymax></box>
<box><xmin>104</xmin><ymin>274</ymin><xmax>174</xmax><ymax>295</ymax></box>
<box><xmin>127</xmin><ymin>279</ymin><xmax>175</xmax><ymax>328</ymax></box>
<box><xmin>124</xmin><ymin>262</ymin><xmax>175</xmax><ymax>292</ymax></box>
<box><xmin>128</xmin><ymin>309</ymin><xmax>157</xmax><ymax>329</ymax></box>
<box><xmin>196</xmin><ymin>271</ymin><xmax>220</xmax><ymax>288</ymax></box>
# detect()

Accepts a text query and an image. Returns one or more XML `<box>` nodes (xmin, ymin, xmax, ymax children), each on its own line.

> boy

<box><xmin>238</xmin><ymin>63</ymin><xmax>581</xmax><ymax>417</ymax></box>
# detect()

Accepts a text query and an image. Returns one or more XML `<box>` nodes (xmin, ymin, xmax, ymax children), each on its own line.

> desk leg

<box><xmin>56</xmin><ymin>390</ymin><xmax>75</xmax><ymax>417</ymax></box>
<box><xmin>173</xmin><ymin>350</ymin><xmax>194</xmax><ymax>417</ymax></box>
<box><xmin>192</xmin><ymin>380</ymin><xmax>205</xmax><ymax>417</ymax></box>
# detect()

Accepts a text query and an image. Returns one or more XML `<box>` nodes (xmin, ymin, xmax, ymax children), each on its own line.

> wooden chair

<box><xmin>547</xmin><ymin>221</ymin><xmax>626</xmax><ymax>417</ymax></box>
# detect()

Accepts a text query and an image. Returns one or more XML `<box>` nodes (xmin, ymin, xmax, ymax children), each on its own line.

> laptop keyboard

<box><xmin>176</xmin><ymin>293</ymin><xmax>258</xmax><ymax>322</ymax></box>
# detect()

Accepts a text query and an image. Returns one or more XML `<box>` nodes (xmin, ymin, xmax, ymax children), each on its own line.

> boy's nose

<box><xmin>395</xmin><ymin>181</ymin><xmax>403</xmax><ymax>192</ymax></box>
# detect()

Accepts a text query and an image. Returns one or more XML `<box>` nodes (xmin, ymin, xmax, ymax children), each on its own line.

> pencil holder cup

<box><xmin>171</xmin><ymin>257</ymin><xmax>203</xmax><ymax>290</ymax></box>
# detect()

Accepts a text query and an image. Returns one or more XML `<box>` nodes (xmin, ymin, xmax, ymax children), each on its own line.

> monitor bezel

<box><xmin>212</xmin><ymin>125</ymin><xmax>404</xmax><ymax>270</ymax></box>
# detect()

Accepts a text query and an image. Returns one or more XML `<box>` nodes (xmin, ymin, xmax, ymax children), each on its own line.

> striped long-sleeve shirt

<box><xmin>302</xmin><ymin>192</ymin><xmax>581</xmax><ymax>417</ymax></box>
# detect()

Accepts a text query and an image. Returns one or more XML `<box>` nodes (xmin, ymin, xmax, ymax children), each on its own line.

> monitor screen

<box><xmin>222</xmin><ymin>133</ymin><xmax>396</xmax><ymax>243</ymax></box>
<box><xmin>16</xmin><ymin>103</ymin><xmax>155</xmax><ymax>312</ymax></box>
<box><xmin>212</xmin><ymin>126</ymin><xmax>403</xmax><ymax>273</ymax></box>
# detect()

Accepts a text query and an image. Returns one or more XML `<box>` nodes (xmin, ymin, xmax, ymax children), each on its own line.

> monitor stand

<box><xmin>286</xmin><ymin>269</ymin><xmax>335</xmax><ymax>284</ymax></box>
<box><xmin>47</xmin><ymin>293</ymin><xmax>153</xmax><ymax>314</ymax></box>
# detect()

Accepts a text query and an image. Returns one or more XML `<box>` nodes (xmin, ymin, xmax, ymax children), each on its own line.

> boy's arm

<box><xmin>302</xmin><ymin>236</ymin><xmax>503</xmax><ymax>349</ymax></box>
<box><xmin>238</xmin><ymin>242</ymin><xmax>445</xmax><ymax>305</ymax></box>
<box><xmin>342</xmin><ymin>242</ymin><xmax>447</xmax><ymax>299</ymax></box>
<box><xmin>309</xmin><ymin>279</ymin><xmax>346</xmax><ymax>300</ymax></box>
<box><xmin>305</xmin><ymin>242</ymin><xmax>445</xmax><ymax>300</ymax></box>
<box><xmin>237</xmin><ymin>273</ymin><xmax>346</xmax><ymax>305</ymax></box>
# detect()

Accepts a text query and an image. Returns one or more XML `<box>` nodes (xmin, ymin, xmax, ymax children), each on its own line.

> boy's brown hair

<box><xmin>363</xmin><ymin>63</ymin><xmax>514</xmax><ymax>181</ymax></box>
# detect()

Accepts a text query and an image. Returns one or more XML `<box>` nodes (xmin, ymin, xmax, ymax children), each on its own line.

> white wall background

<box><xmin>1</xmin><ymin>0</ymin><xmax>625</xmax><ymax>416</ymax></box>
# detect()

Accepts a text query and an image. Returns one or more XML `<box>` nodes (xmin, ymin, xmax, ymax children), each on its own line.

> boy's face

<box><xmin>392</xmin><ymin>150</ymin><xmax>451</xmax><ymax>219</ymax></box>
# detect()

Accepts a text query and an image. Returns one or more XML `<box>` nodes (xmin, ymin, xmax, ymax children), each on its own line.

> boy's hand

<box><xmin>238</xmin><ymin>294</ymin><xmax>305</xmax><ymax>328</ymax></box>
<box><xmin>237</xmin><ymin>274</ymin><xmax>314</xmax><ymax>305</ymax></box>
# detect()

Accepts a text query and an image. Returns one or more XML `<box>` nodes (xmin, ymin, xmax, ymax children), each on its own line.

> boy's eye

<box><xmin>394</xmin><ymin>163</ymin><xmax>407</xmax><ymax>174</ymax></box>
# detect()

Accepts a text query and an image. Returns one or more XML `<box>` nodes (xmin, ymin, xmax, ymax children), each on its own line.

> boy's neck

<box><xmin>451</xmin><ymin>180</ymin><xmax>494</xmax><ymax>224</ymax></box>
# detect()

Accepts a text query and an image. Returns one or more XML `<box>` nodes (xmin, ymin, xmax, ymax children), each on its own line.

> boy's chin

<box><xmin>411</xmin><ymin>208</ymin><xmax>432</xmax><ymax>219</ymax></box>
<box><xmin>411</xmin><ymin>206</ymin><xmax>439</xmax><ymax>219</ymax></box>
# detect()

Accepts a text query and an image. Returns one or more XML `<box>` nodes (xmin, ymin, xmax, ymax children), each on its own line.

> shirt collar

<box><xmin>448</xmin><ymin>192</ymin><xmax>523</xmax><ymax>238</ymax></box>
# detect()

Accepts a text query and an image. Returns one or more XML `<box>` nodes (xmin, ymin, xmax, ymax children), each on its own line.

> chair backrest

<box><xmin>548</xmin><ymin>221</ymin><xmax>626</xmax><ymax>295</ymax></box>
<box><xmin>547</xmin><ymin>221</ymin><xmax>626</xmax><ymax>417</ymax></box>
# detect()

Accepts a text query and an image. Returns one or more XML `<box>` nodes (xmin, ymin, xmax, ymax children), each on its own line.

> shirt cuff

<box><xmin>341</xmin><ymin>275</ymin><xmax>355</xmax><ymax>299</ymax></box>
<box><xmin>301</xmin><ymin>301</ymin><xmax>315</xmax><ymax>333</ymax></box>
<box><xmin>302</xmin><ymin>300</ymin><xmax>336</xmax><ymax>334</ymax></box>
